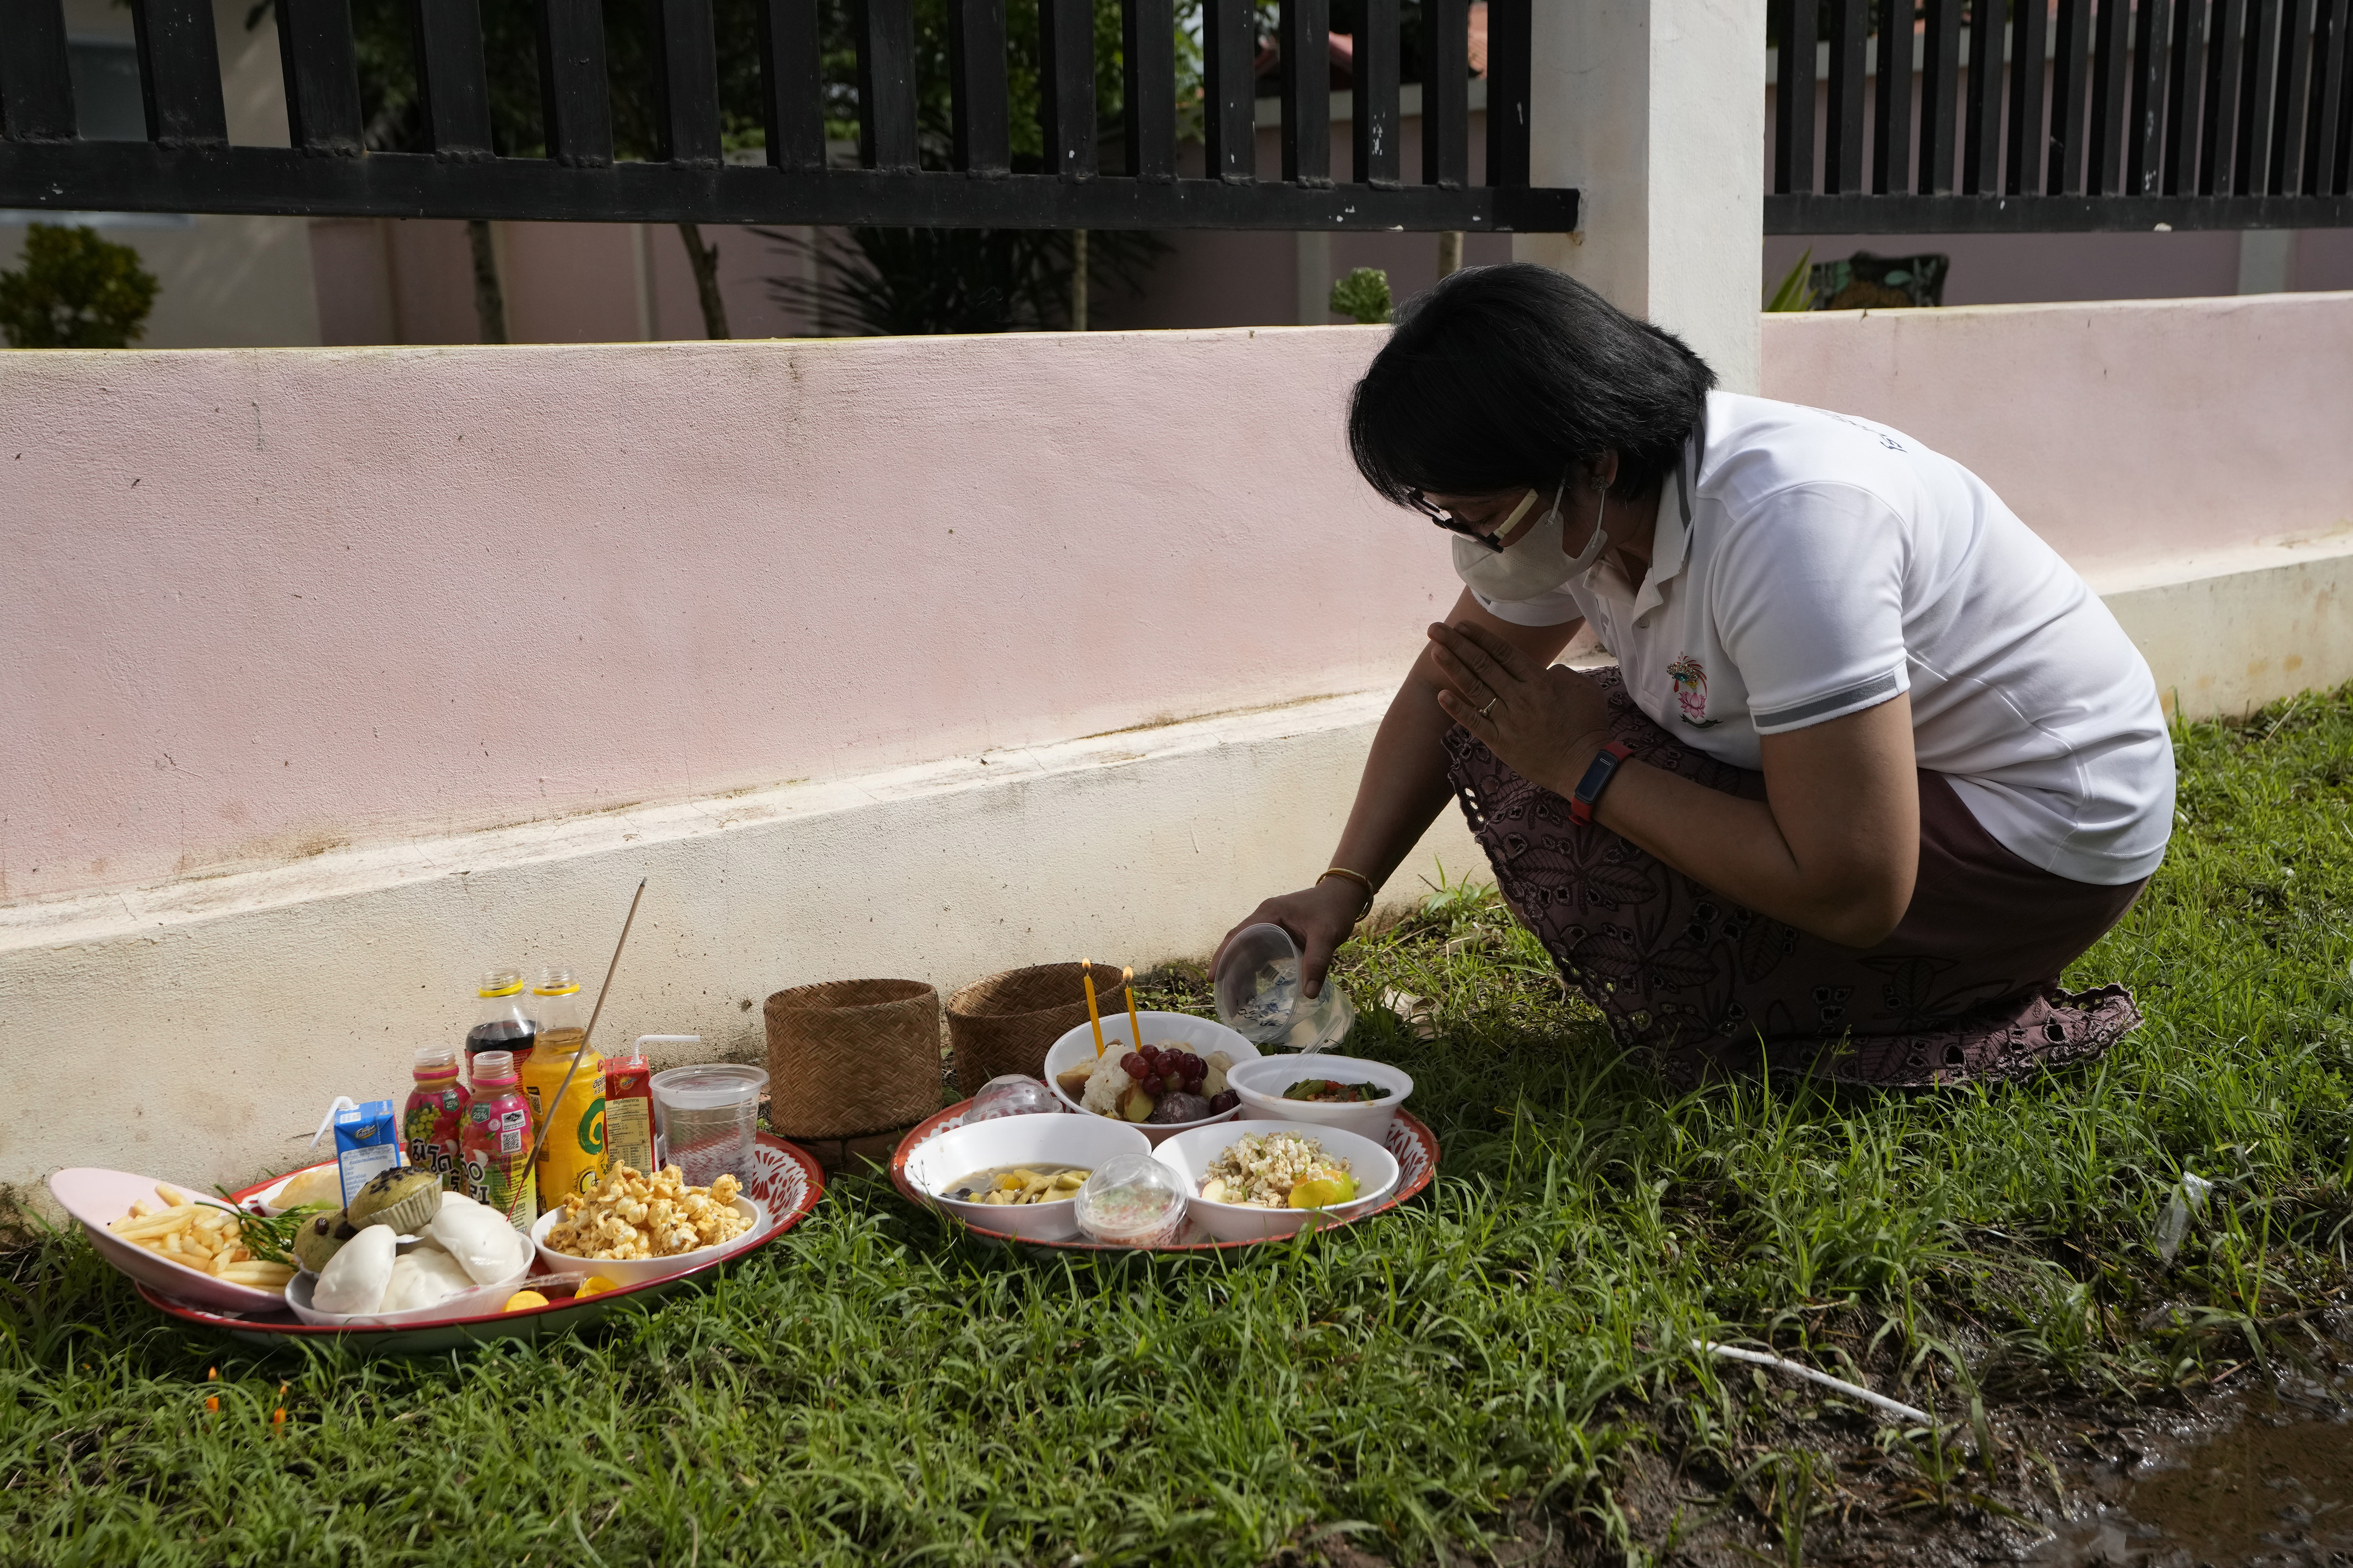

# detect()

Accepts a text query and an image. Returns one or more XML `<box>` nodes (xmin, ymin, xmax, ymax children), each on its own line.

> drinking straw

<box><xmin>1122</xmin><ymin>966</ymin><xmax>1145</xmax><ymax>1056</ymax></box>
<box><xmin>510</xmin><ymin>878</ymin><xmax>646</xmax><ymax>1225</ymax></box>
<box><xmin>1080</xmin><ymin>958</ymin><xmax>1108</xmax><ymax>1058</ymax></box>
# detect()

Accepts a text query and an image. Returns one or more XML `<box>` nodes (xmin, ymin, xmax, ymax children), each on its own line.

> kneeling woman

<box><xmin>1227</xmin><ymin>265</ymin><xmax>2172</xmax><ymax>1087</ymax></box>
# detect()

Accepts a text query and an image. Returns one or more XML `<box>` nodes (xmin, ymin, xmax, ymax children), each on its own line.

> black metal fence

<box><xmin>0</xmin><ymin>0</ymin><xmax>1574</xmax><ymax>232</ymax></box>
<box><xmin>1769</xmin><ymin>0</ymin><xmax>2353</xmax><ymax>231</ymax></box>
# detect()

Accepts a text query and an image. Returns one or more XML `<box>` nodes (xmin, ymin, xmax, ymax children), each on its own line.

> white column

<box><xmin>1296</xmin><ymin>231</ymin><xmax>1332</xmax><ymax>324</ymax></box>
<box><xmin>2237</xmin><ymin>229</ymin><xmax>2294</xmax><ymax>295</ymax></box>
<box><xmin>1513</xmin><ymin>0</ymin><xmax>1767</xmax><ymax>394</ymax></box>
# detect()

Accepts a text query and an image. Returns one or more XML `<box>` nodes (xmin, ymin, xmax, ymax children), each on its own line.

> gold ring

<box><xmin>1480</xmin><ymin>696</ymin><xmax>1501</xmax><ymax>719</ymax></box>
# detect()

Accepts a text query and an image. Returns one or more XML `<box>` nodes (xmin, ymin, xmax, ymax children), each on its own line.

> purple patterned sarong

<box><xmin>1445</xmin><ymin>666</ymin><xmax>2148</xmax><ymax>1089</ymax></box>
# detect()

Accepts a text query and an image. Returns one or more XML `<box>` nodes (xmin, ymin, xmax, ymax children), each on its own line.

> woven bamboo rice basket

<box><xmin>946</xmin><ymin>961</ymin><xmax>1128</xmax><ymax>1096</ymax></box>
<box><xmin>765</xmin><ymin>978</ymin><xmax>942</xmax><ymax>1140</ymax></box>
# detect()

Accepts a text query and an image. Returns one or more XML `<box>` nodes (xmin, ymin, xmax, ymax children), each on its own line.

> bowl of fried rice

<box><xmin>1150</xmin><ymin>1121</ymin><xmax>1400</xmax><ymax>1242</ymax></box>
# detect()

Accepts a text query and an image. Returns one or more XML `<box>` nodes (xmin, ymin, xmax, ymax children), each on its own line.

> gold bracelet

<box><xmin>1319</xmin><ymin>866</ymin><xmax>1377</xmax><ymax>920</ymax></box>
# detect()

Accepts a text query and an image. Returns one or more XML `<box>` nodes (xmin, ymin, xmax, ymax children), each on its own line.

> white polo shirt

<box><xmin>1472</xmin><ymin>391</ymin><xmax>2173</xmax><ymax>886</ymax></box>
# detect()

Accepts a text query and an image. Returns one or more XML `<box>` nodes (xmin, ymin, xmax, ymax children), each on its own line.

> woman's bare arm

<box><xmin>1215</xmin><ymin>590</ymin><xmax>1586</xmax><ymax>994</ymax></box>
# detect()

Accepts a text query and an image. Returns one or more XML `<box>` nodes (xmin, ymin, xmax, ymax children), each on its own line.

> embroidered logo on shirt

<box><xmin>1667</xmin><ymin>655</ymin><xmax>1720</xmax><ymax>728</ymax></box>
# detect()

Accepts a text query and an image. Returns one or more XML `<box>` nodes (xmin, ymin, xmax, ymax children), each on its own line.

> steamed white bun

<box><xmin>427</xmin><ymin>1196</ymin><xmax>530</xmax><ymax>1285</ymax></box>
<box><xmin>381</xmin><ymin>1249</ymin><xmax>476</xmax><ymax>1313</ymax></box>
<box><xmin>312</xmin><ymin>1224</ymin><xmax>397</xmax><ymax>1314</ymax></box>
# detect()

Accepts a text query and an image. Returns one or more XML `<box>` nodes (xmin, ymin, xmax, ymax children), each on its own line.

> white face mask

<box><xmin>1451</xmin><ymin>477</ymin><xmax>1609</xmax><ymax>602</ymax></box>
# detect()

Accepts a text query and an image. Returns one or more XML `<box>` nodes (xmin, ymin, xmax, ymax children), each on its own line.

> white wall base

<box><xmin>2094</xmin><ymin>536</ymin><xmax>2353</xmax><ymax>719</ymax></box>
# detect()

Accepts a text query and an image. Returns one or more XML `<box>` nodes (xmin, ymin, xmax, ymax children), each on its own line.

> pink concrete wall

<box><xmin>0</xmin><ymin>328</ymin><xmax>1460</xmax><ymax>904</ymax></box>
<box><xmin>1759</xmin><ymin>291</ymin><xmax>2353</xmax><ymax>578</ymax></box>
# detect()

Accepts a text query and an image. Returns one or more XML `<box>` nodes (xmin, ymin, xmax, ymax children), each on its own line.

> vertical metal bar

<box><xmin>538</xmin><ymin>0</ymin><xmax>613</xmax><ymax>165</ymax></box>
<box><xmin>1919</xmin><ymin>0</ymin><xmax>1963</xmax><ymax>190</ymax></box>
<box><xmin>2235</xmin><ymin>0</ymin><xmax>2278</xmax><ymax>187</ymax></box>
<box><xmin>1121</xmin><ymin>0</ymin><xmax>1175</xmax><ymax>180</ymax></box>
<box><xmin>129</xmin><ymin>0</ymin><xmax>228</xmax><ymax>145</ymax></box>
<box><xmin>1281</xmin><ymin>0</ymin><xmax>1331</xmax><ymax>183</ymax></box>
<box><xmin>2129</xmin><ymin>0</ymin><xmax>2171</xmax><ymax>191</ymax></box>
<box><xmin>2336</xmin><ymin>3</ymin><xmax>2353</xmax><ymax>185</ymax></box>
<box><xmin>2271</xmin><ymin>0</ymin><xmax>2314</xmax><ymax>188</ymax></box>
<box><xmin>1352</xmin><ymin>0</ymin><xmax>1400</xmax><ymax>185</ymax></box>
<box><xmin>2309</xmin><ymin>0</ymin><xmax>2348</xmax><ymax>189</ymax></box>
<box><xmin>0</xmin><ymin>0</ymin><xmax>76</xmax><ymax>140</ymax></box>
<box><xmin>754</xmin><ymin>0</ymin><xmax>822</xmax><ymax>170</ymax></box>
<box><xmin>2163</xmin><ymin>0</ymin><xmax>2202</xmax><ymax>193</ymax></box>
<box><xmin>651</xmin><ymin>0</ymin><xmax>721</xmax><ymax>165</ymax></box>
<box><xmin>1873</xmin><ymin>0</ymin><xmax>1915</xmax><ymax>191</ymax></box>
<box><xmin>948</xmin><ymin>0</ymin><xmax>1009</xmax><ymax>174</ymax></box>
<box><xmin>2089</xmin><ymin>0</ymin><xmax>2129</xmax><ymax>190</ymax></box>
<box><xmin>2050</xmin><ymin>0</ymin><xmax>2093</xmax><ymax>189</ymax></box>
<box><xmin>1963</xmin><ymin>0</ymin><xmax>2003</xmax><ymax>191</ymax></box>
<box><xmin>2008</xmin><ymin>0</ymin><xmax>2049</xmax><ymax>191</ymax></box>
<box><xmin>856</xmin><ymin>0</ymin><xmax>918</xmax><ymax>171</ymax></box>
<box><xmin>1038</xmin><ymin>0</ymin><xmax>1095</xmax><ymax>176</ymax></box>
<box><xmin>2200</xmin><ymin>0</ymin><xmax>2243</xmax><ymax>189</ymax></box>
<box><xmin>410</xmin><ymin>0</ymin><xmax>494</xmax><ymax>155</ymax></box>
<box><xmin>1485</xmin><ymin>0</ymin><xmax>1531</xmax><ymax>186</ymax></box>
<box><xmin>1423</xmin><ymin>0</ymin><xmax>1469</xmax><ymax>186</ymax></box>
<box><xmin>1202</xmin><ymin>0</ymin><xmax>1255</xmax><ymax>181</ymax></box>
<box><xmin>1824</xmin><ymin>0</ymin><xmax>1867</xmax><ymax>191</ymax></box>
<box><xmin>278</xmin><ymin>0</ymin><xmax>364</xmax><ymax>155</ymax></box>
<box><xmin>1773</xmin><ymin>0</ymin><xmax>1817</xmax><ymax>191</ymax></box>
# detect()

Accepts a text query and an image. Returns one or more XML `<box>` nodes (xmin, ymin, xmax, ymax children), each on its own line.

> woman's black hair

<box><xmin>1347</xmin><ymin>263</ymin><xmax>1717</xmax><ymax>505</ymax></box>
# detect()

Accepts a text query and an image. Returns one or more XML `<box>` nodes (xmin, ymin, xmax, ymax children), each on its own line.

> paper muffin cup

<box><xmin>350</xmin><ymin>1170</ymin><xmax>443</xmax><ymax>1235</ymax></box>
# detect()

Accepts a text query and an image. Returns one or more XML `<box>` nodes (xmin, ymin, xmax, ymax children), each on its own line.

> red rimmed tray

<box><xmin>889</xmin><ymin>1101</ymin><xmax>1439</xmax><ymax>1252</ymax></box>
<box><xmin>135</xmin><ymin>1133</ymin><xmax>824</xmax><ymax>1354</ymax></box>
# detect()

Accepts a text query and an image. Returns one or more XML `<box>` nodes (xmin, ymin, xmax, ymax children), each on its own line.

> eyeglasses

<box><xmin>1405</xmin><ymin>488</ymin><xmax>1540</xmax><ymax>554</ymax></box>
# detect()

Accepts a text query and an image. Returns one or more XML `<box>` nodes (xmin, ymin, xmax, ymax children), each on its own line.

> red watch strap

<box><xmin>1568</xmin><ymin>741</ymin><xmax>1634</xmax><ymax>827</ymax></box>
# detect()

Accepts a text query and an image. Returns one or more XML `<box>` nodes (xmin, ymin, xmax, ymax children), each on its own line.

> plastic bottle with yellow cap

<box><xmin>465</xmin><ymin>968</ymin><xmax>539</xmax><ymax>1082</ymax></box>
<box><xmin>519</xmin><ymin>967</ymin><xmax>607</xmax><ymax>1208</ymax></box>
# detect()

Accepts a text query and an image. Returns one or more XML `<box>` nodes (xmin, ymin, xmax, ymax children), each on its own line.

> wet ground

<box><xmin>2033</xmin><ymin>1383</ymin><xmax>2353</xmax><ymax>1567</ymax></box>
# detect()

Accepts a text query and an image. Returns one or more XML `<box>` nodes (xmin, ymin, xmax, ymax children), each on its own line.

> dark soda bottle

<box><xmin>465</xmin><ymin>968</ymin><xmax>539</xmax><ymax>1084</ymax></box>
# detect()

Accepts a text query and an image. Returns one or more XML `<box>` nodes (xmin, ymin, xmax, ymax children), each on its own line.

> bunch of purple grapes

<box><xmin>1121</xmin><ymin>1043</ymin><xmax>1240</xmax><ymax>1115</ymax></box>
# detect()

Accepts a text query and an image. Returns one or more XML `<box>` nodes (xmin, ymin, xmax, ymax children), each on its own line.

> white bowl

<box><xmin>48</xmin><ymin>1166</ymin><xmax>291</xmax><ymax>1314</ymax></box>
<box><xmin>1151</xmin><ymin>1120</ymin><xmax>1401</xmax><ymax>1244</ymax></box>
<box><xmin>904</xmin><ymin>1115</ymin><xmax>1152</xmax><ymax>1240</ymax></box>
<box><xmin>531</xmin><ymin>1195</ymin><xmax>766</xmax><ymax>1287</ymax></box>
<box><xmin>285</xmin><ymin>1247</ymin><xmax>533</xmax><ymax>1327</ymax></box>
<box><xmin>1225</xmin><ymin>1054</ymin><xmax>1416</xmax><ymax>1144</ymax></box>
<box><xmin>1043</xmin><ymin>1011</ymin><xmax>1260</xmax><ymax>1146</ymax></box>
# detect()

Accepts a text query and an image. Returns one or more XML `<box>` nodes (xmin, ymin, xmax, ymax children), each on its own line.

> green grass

<box><xmin>5</xmin><ymin>687</ymin><xmax>2352</xmax><ymax>1567</ymax></box>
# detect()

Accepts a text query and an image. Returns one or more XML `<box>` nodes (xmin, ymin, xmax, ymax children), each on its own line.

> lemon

<box><xmin>503</xmin><ymin>1289</ymin><xmax>549</xmax><ymax>1312</ymax></box>
<box><xmin>576</xmin><ymin>1275</ymin><xmax>622</xmax><ymax>1300</ymax></box>
<box><xmin>1287</xmin><ymin>1172</ymin><xmax>1359</xmax><ymax>1210</ymax></box>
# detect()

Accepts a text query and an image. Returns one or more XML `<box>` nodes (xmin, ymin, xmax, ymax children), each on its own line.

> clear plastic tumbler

<box><xmin>1213</xmin><ymin>923</ymin><xmax>1357</xmax><ymax>1053</ymax></box>
<box><xmin>651</xmin><ymin>1063</ymin><xmax>767</xmax><ymax>1187</ymax></box>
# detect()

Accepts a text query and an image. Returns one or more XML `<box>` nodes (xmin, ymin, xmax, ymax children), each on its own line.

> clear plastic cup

<box><xmin>1073</xmin><ymin>1154</ymin><xmax>1190</xmax><ymax>1246</ymax></box>
<box><xmin>651</xmin><ymin>1064</ymin><xmax>767</xmax><ymax>1187</ymax></box>
<box><xmin>1213</xmin><ymin>923</ymin><xmax>1357</xmax><ymax>1053</ymax></box>
<box><xmin>968</xmin><ymin>1074</ymin><xmax>1062</xmax><ymax>1122</ymax></box>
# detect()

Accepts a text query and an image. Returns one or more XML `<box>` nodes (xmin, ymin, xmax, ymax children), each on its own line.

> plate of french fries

<box><xmin>49</xmin><ymin>1167</ymin><xmax>300</xmax><ymax>1313</ymax></box>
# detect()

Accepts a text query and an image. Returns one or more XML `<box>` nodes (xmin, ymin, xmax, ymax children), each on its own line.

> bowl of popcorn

<box><xmin>529</xmin><ymin>1163</ymin><xmax>765</xmax><ymax>1286</ymax></box>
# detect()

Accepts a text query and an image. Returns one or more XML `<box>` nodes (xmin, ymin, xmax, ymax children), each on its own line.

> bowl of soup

<box><xmin>904</xmin><ymin>1113</ymin><xmax>1152</xmax><ymax>1241</ymax></box>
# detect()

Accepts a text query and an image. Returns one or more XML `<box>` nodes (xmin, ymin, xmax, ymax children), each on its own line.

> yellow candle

<box><xmin>1081</xmin><ymin>959</ymin><xmax>1108</xmax><ymax>1057</ymax></box>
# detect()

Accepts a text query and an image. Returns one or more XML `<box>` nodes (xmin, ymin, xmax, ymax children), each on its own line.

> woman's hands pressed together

<box><xmin>1427</xmin><ymin>621</ymin><xmax>1615</xmax><ymax>797</ymax></box>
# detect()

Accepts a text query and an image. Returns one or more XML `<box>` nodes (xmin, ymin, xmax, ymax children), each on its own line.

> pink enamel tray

<box><xmin>129</xmin><ymin>1133</ymin><xmax>823</xmax><ymax>1354</ymax></box>
<box><xmin>890</xmin><ymin>1101</ymin><xmax>1439</xmax><ymax>1253</ymax></box>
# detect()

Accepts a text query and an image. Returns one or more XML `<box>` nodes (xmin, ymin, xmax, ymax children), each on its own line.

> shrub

<box><xmin>1329</xmin><ymin>266</ymin><xmax>1393</xmax><ymax>325</ymax></box>
<box><xmin>0</xmin><ymin>223</ymin><xmax>161</xmax><ymax>348</ymax></box>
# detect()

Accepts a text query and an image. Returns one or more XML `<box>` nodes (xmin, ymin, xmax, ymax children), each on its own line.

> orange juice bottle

<box><xmin>520</xmin><ymin>968</ymin><xmax>606</xmax><ymax>1207</ymax></box>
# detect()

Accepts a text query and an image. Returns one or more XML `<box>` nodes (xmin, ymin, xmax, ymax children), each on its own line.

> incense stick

<box><xmin>1081</xmin><ymin>958</ymin><xmax>1108</xmax><ymax>1058</ymax></box>
<box><xmin>1122</xmin><ymin>966</ymin><xmax>1145</xmax><ymax>1057</ymax></box>
<box><xmin>512</xmin><ymin>878</ymin><xmax>647</xmax><ymax>1222</ymax></box>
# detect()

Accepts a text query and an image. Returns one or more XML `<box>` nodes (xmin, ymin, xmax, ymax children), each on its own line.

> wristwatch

<box><xmin>1568</xmin><ymin>741</ymin><xmax>1634</xmax><ymax>827</ymax></box>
